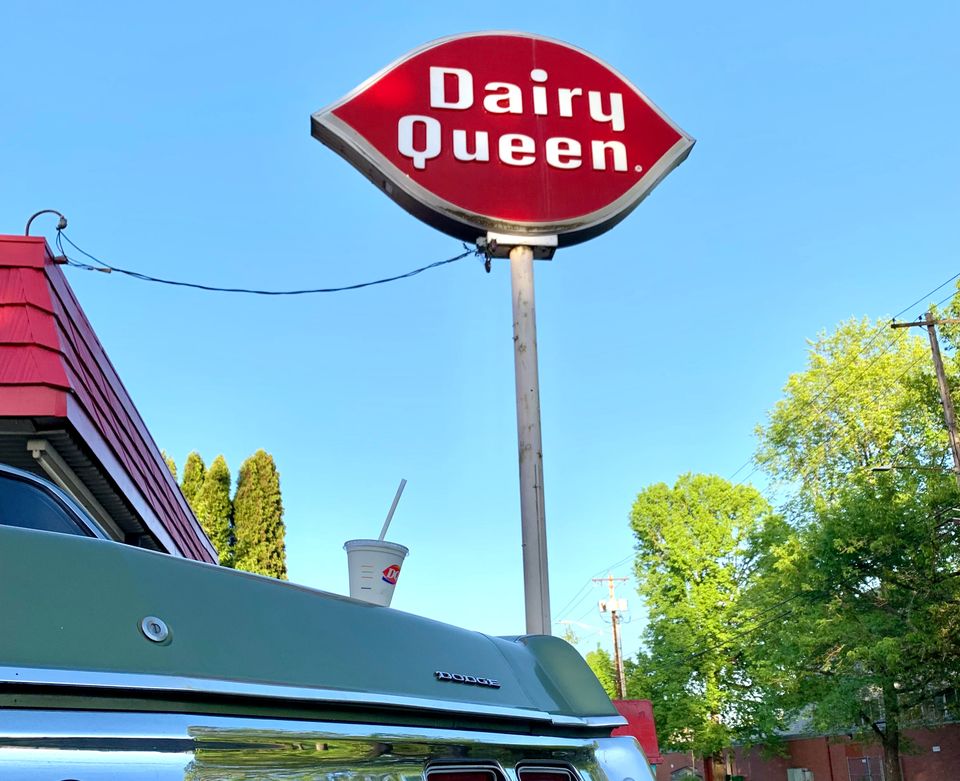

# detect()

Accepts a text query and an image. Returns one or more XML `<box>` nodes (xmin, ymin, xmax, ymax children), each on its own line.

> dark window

<box><xmin>0</xmin><ymin>474</ymin><xmax>91</xmax><ymax>536</ymax></box>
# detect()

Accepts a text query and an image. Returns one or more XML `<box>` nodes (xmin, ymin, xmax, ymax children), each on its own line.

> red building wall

<box><xmin>654</xmin><ymin>724</ymin><xmax>959</xmax><ymax>781</ymax></box>
<box><xmin>613</xmin><ymin>699</ymin><xmax>663</xmax><ymax>767</ymax></box>
<box><xmin>900</xmin><ymin>724</ymin><xmax>960</xmax><ymax>781</ymax></box>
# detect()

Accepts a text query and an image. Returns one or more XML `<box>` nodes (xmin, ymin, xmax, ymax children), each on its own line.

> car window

<box><xmin>0</xmin><ymin>474</ymin><xmax>91</xmax><ymax>536</ymax></box>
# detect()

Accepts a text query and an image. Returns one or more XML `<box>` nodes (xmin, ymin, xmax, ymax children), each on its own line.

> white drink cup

<box><xmin>343</xmin><ymin>539</ymin><xmax>409</xmax><ymax>607</ymax></box>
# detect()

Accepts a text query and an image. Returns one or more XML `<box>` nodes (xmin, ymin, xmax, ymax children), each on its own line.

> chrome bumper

<box><xmin>0</xmin><ymin>710</ymin><xmax>655</xmax><ymax>781</ymax></box>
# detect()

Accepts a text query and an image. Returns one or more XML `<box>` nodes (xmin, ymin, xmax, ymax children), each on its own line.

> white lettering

<box><xmin>429</xmin><ymin>67</ymin><xmax>474</xmax><ymax>110</ymax></box>
<box><xmin>558</xmin><ymin>87</ymin><xmax>582</xmax><ymax>118</ymax></box>
<box><xmin>588</xmin><ymin>91</ymin><xmax>625</xmax><ymax>131</ymax></box>
<box><xmin>499</xmin><ymin>134</ymin><xmax>536</xmax><ymax>166</ymax></box>
<box><xmin>545</xmin><ymin>137</ymin><xmax>581</xmax><ymax>169</ymax></box>
<box><xmin>483</xmin><ymin>82</ymin><xmax>523</xmax><ymax>114</ymax></box>
<box><xmin>531</xmin><ymin>68</ymin><xmax>548</xmax><ymax>115</ymax></box>
<box><xmin>453</xmin><ymin>129</ymin><xmax>490</xmax><ymax>161</ymax></box>
<box><xmin>398</xmin><ymin>115</ymin><xmax>441</xmax><ymax>170</ymax></box>
<box><xmin>591</xmin><ymin>140</ymin><xmax>628</xmax><ymax>171</ymax></box>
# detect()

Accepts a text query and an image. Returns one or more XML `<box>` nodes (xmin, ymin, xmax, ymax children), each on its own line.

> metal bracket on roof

<box><xmin>27</xmin><ymin>438</ymin><xmax>124</xmax><ymax>541</ymax></box>
<box><xmin>24</xmin><ymin>210</ymin><xmax>68</xmax><ymax>236</ymax></box>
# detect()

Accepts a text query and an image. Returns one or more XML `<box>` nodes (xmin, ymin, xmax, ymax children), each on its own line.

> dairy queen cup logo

<box><xmin>311</xmin><ymin>31</ymin><xmax>693</xmax><ymax>247</ymax></box>
<box><xmin>382</xmin><ymin>564</ymin><xmax>401</xmax><ymax>585</ymax></box>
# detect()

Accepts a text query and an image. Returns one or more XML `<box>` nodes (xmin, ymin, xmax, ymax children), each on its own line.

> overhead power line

<box><xmin>726</xmin><ymin>268</ymin><xmax>960</xmax><ymax>485</ymax></box>
<box><xmin>740</xmin><ymin>346</ymin><xmax>931</xmax><ymax>490</ymax></box>
<box><xmin>553</xmin><ymin>554</ymin><xmax>634</xmax><ymax>624</ymax></box>
<box><xmin>55</xmin><ymin>231</ymin><xmax>480</xmax><ymax>295</ymax></box>
<box><xmin>554</xmin><ymin>271</ymin><xmax>960</xmax><ymax>630</ymax></box>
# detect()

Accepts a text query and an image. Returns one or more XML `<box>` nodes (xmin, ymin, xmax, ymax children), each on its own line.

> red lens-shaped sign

<box><xmin>312</xmin><ymin>32</ymin><xmax>694</xmax><ymax>246</ymax></box>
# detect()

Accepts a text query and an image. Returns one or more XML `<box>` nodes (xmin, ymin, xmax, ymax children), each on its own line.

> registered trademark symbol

<box><xmin>634</xmin><ymin>165</ymin><xmax>643</xmax><ymax>173</ymax></box>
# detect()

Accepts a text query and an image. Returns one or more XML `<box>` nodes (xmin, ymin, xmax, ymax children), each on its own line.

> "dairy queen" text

<box><xmin>397</xmin><ymin>66</ymin><xmax>631</xmax><ymax>172</ymax></box>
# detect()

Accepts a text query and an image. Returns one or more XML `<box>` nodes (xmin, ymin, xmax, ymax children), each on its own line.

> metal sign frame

<box><xmin>311</xmin><ymin>31</ymin><xmax>694</xmax><ymax>246</ymax></box>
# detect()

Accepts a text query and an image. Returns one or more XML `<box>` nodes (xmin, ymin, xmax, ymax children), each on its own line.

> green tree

<box><xmin>629</xmin><ymin>474</ymin><xmax>787</xmax><ymax>761</ymax></box>
<box><xmin>559</xmin><ymin>623</ymin><xmax>580</xmax><ymax>647</ymax></box>
<box><xmin>194</xmin><ymin>455</ymin><xmax>234</xmax><ymax>566</ymax></box>
<box><xmin>161</xmin><ymin>451</ymin><xmax>177</xmax><ymax>481</ymax></box>
<box><xmin>233</xmin><ymin>449</ymin><xmax>287</xmax><ymax>579</ymax></box>
<box><xmin>181</xmin><ymin>451</ymin><xmax>206</xmax><ymax>512</ymax></box>
<box><xmin>586</xmin><ymin>647</ymin><xmax>618</xmax><ymax>699</ymax></box>
<box><xmin>754</xmin><ymin>474</ymin><xmax>960</xmax><ymax>781</ymax></box>
<box><xmin>756</xmin><ymin>317</ymin><xmax>945</xmax><ymax>504</ymax></box>
<box><xmin>755</xmin><ymin>317</ymin><xmax>960</xmax><ymax>781</ymax></box>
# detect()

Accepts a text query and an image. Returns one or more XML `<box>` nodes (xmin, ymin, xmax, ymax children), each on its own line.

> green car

<box><xmin>0</xmin><ymin>463</ymin><xmax>653</xmax><ymax>781</ymax></box>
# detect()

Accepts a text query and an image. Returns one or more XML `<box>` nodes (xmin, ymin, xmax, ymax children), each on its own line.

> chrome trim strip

<box><xmin>0</xmin><ymin>709</ymin><xmax>600</xmax><ymax>747</ymax></box>
<box><xmin>0</xmin><ymin>666</ymin><xmax>615</xmax><ymax>728</ymax></box>
<box><xmin>581</xmin><ymin>715</ymin><xmax>628</xmax><ymax>728</ymax></box>
<box><xmin>0</xmin><ymin>711</ymin><xmax>654</xmax><ymax>781</ymax></box>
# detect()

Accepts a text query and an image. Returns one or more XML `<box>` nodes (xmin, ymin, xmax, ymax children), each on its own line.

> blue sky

<box><xmin>2</xmin><ymin>1</ymin><xmax>958</xmax><ymax>659</ymax></box>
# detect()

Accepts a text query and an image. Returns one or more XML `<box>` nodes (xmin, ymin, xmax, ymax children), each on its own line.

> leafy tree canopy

<box><xmin>233</xmin><ymin>449</ymin><xmax>287</xmax><ymax>580</ymax></box>
<box><xmin>161</xmin><ymin>451</ymin><xmax>177</xmax><ymax>481</ymax></box>
<box><xmin>752</xmin><ymin>314</ymin><xmax>960</xmax><ymax>781</ymax></box>
<box><xmin>751</xmin><ymin>473</ymin><xmax>960</xmax><ymax>781</ymax></box>
<box><xmin>755</xmin><ymin>317</ymin><xmax>945</xmax><ymax>507</ymax></box>
<box><xmin>630</xmin><ymin>474</ymin><xmax>787</xmax><ymax>757</ymax></box>
<box><xmin>194</xmin><ymin>454</ymin><xmax>234</xmax><ymax>567</ymax></box>
<box><xmin>181</xmin><ymin>451</ymin><xmax>206</xmax><ymax>510</ymax></box>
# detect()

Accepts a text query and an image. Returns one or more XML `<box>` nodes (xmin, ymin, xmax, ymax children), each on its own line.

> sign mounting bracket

<box><xmin>480</xmin><ymin>233</ymin><xmax>558</xmax><ymax>261</ymax></box>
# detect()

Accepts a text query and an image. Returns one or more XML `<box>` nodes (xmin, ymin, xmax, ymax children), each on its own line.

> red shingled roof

<box><xmin>0</xmin><ymin>234</ymin><xmax>215</xmax><ymax>562</ymax></box>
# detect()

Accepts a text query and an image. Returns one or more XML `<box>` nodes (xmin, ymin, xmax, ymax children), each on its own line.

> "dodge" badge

<box><xmin>435</xmin><ymin>670</ymin><xmax>501</xmax><ymax>688</ymax></box>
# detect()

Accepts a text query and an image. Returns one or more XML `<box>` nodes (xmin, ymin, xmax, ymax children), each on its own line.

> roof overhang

<box><xmin>0</xmin><ymin>235</ymin><xmax>215</xmax><ymax>562</ymax></box>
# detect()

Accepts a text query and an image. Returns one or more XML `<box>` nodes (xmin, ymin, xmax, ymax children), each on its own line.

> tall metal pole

<box><xmin>510</xmin><ymin>244</ymin><xmax>551</xmax><ymax>635</ymax></box>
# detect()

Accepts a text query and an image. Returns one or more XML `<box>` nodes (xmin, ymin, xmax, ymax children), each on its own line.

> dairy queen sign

<box><xmin>312</xmin><ymin>31</ymin><xmax>693</xmax><ymax>245</ymax></box>
<box><xmin>312</xmin><ymin>32</ymin><xmax>693</xmax><ymax>634</ymax></box>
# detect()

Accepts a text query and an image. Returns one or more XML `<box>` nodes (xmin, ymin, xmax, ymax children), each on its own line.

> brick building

<box><xmin>656</xmin><ymin>723</ymin><xmax>960</xmax><ymax>781</ymax></box>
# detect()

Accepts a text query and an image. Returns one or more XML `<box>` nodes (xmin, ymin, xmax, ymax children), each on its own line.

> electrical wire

<box><xmin>564</xmin><ymin>276</ymin><xmax>960</xmax><ymax>654</ymax></box>
<box><xmin>726</xmin><ymin>269</ymin><xmax>960</xmax><ymax>485</ymax></box>
<box><xmin>730</xmin><ymin>348</ymin><xmax>937</xmax><ymax>509</ymax></box>
<box><xmin>934</xmin><ymin>289</ymin><xmax>959</xmax><ymax>309</ymax></box>
<box><xmin>552</xmin><ymin>554</ymin><xmax>634</xmax><ymax>624</ymax></box>
<box><xmin>787</xmin><ymin>349</ymin><xmax>936</xmax><ymax>485</ymax></box>
<box><xmin>555</xmin><ymin>273</ymin><xmax>960</xmax><ymax>637</ymax></box>
<box><xmin>684</xmin><ymin>607</ymin><xmax>798</xmax><ymax>662</ymax></box>
<box><xmin>55</xmin><ymin>231</ymin><xmax>480</xmax><ymax>295</ymax></box>
<box><xmin>728</xmin><ymin>328</ymin><xmax>907</xmax><ymax>486</ymax></box>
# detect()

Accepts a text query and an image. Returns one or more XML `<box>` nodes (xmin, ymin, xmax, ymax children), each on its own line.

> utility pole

<box><xmin>595</xmin><ymin>574</ymin><xmax>629</xmax><ymax>699</ymax></box>
<box><xmin>891</xmin><ymin>313</ymin><xmax>960</xmax><ymax>488</ymax></box>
